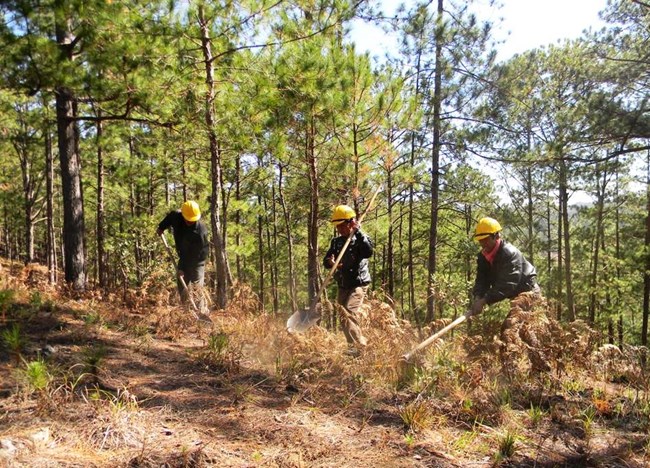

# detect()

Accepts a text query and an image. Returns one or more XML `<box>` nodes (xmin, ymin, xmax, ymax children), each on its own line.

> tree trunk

<box><xmin>556</xmin><ymin>188</ymin><xmax>563</xmax><ymax>321</ymax></box>
<box><xmin>56</xmin><ymin>85</ymin><xmax>86</xmax><ymax>291</ymax></box>
<box><xmin>615</xmin><ymin>157</ymin><xmax>623</xmax><ymax>348</ymax></box>
<box><xmin>96</xmin><ymin>119</ymin><xmax>107</xmax><ymax>289</ymax></box>
<box><xmin>425</xmin><ymin>0</ymin><xmax>444</xmax><ymax>324</ymax></box>
<box><xmin>559</xmin><ymin>157</ymin><xmax>575</xmax><ymax>321</ymax></box>
<box><xmin>269</xmin><ymin>182</ymin><xmax>279</xmax><ymax>314</ymax></box>
<box><xmin>278</xmin><ymin>163</ymin><xmax>298</xmax><ymax>313</ymax></box>
<box><xmin>235</xmin><ymin>156</ymin><xmax>243</xmax><ymax>281</ymax></box>
<box><xmin>199</xmin><ymin>6</ymin><xmax>229</xmax><ymax>309</ymax></box>
<box><xmin>526</xmin><ymin>130</ymin><xmax>534</xmax><ymax>263</ymax></box>
<box><xmin>386</xmin><ymin>167</ymin><xmax>394</xmax><ymax>300</ymax></box>
<box><xmin>45</xmin><ymin>126</ymin><xmax>57</xmax><ymax>284</ymax></box>
<box><xmin>306</xmin><ymin>116</ymin><xmax>320</xmax><ymax>304</ymax></box>
<box><xmin>408</xmin><ymin>41</ymin><xmax>423</xmax><ymax>326</ymax></box>
<box><xmin>588</xmin><ymin>166</ymin><xmax>607</xmax><ymax>324</ymax></box>
<box><xmin>17</xmin><ymin>140</ymin><xmax>34</xmax><ymax>264</ymax></box>
<box><xmin>55</xmin><ymin>11</ymin><xmax>85</xmax><ymax>291</ymax></box>
<box><xmin>546</xmin><ymin>190</ymin><xmax>552</xmax><ymax>302</ymax></box>
<box><xmin>642</xmin><ymin>149</ymin><xmax>650</xmax><ymax>348</ymax></box>
<box><xmin>257</xmin><ymin>193</ymin><xmax>265</xmax><ymax>313</ymax></box>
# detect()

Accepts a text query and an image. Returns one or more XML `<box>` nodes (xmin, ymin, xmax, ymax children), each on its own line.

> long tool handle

<box><xmin>309</xmin><ymin>185</ymin><xmax>382</xmax><ymax>310</ymax></box>
<box><xmin>401</xmin><ymin>312</ymin><xmax>470</xmax><ymax>362</ymax></box>
<box><xmin>160</xmin><ymin>232</ymin><xmax>199</xmax><ymax>313</ymax></box>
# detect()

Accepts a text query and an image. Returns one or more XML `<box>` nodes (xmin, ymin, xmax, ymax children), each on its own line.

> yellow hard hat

<box><xmin>474</xmin><ymin>217</ymin><xmax>502</xmax><ymax>241</ymax></box>
<box><xmin>181</xmin><ymin>200</ymin><xmax>201</xmax><ymax>222</ymax></box>
<box><xmin>331</xmin><ymin>205</ymin><xmax>356</xmax><ymax>226</ymax></box>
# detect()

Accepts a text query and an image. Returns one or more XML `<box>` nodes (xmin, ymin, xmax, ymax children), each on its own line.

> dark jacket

<box><xmin>472</xmin><ymin>241</ymin><xmax>537</xmax><ymax>305</ymax></box>
<box><xmin>323</xmin><ymin>230</ymin><xmax>373</xmax><ymax>289</ymax></box>
<box><xmin>158</xmin><ymin>210</ymin><xmax>209</xmax><ymax>270</ymax></box>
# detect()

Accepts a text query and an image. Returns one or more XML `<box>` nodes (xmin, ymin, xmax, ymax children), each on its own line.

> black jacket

<box><xmin>158</xmin><ymin>210</ymin><xmax>209</xmax><ymax>270</ymax></box>
<box><xmin>472</xmin><ymin>241</ymin><xmax>537</xmax><ymax>305</ymax></box>
<box><xmin>323</xmin><ymin>230</ymin><xmax>373</xmax><ymax>289</ymax></box>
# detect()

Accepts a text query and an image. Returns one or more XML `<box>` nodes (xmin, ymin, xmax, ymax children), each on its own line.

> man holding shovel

<box><xmin>324</xmin><ymin>205</ymin><xmax>373</xmax><ymax>356</ymax></box>
<box><xmin>157</xmin><ymin>200</ymin><xmax>210</xmax><ymax>312</ymax></box>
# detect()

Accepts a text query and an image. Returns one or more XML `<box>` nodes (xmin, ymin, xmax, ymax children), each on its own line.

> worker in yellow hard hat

<box><xmin>157</xmin><ymin>200</ymin><xmax>210</xmax><ymax>311</ymax></box>
<box><xmin>324</xmin><ymin>204</ymin><xmax>373</xmax><ymax>357</ymax></box>
<box><xmin>471</xmin><ymin>217</ymin><xmax>551</xmax><ymax>372</ymax></box>
<box><xmin>470</xmin><ymin>217</ymin><xmax>538</xmax><ymax>317</ymax></box>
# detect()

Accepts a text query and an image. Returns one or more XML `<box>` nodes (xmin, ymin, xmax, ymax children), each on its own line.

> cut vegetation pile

<box><xmin>1</xmin><ymin>260</ymin><xmax>648</xmax><ymax>467</ymax></box>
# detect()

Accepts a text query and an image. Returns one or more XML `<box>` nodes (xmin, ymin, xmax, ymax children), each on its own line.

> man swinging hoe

<box><xmin>404</xmin><ymin>217</ymin><xmax>550</xmax><ymax>372</ymax></box>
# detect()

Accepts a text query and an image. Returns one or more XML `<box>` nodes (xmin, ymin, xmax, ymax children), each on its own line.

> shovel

<box><xmin>287</xmin><ymin>185</ymin><xmax>382</xmax><ymax>333</ymax></box>
<box><xmin>159</xmin><ymin>232</ymin><xmax>201</xmax><ymax>319</ymax></box>
<box><xmin>400</xmin><ymin>311</ymin><xmax>471</xmax><ymax>362</ymax></box>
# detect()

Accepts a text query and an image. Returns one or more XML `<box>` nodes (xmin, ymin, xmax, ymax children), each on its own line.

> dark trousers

<box><xmin>177</xmin><ymin>263</ymin><xmax>206</xmax><ymax>312</ymax></box>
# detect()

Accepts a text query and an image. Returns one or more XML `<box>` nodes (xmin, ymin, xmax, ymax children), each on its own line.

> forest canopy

<box><xmin>0</xmin><ymin>0</ymin><xmax>648</xmax><ymax>345</ymax></box>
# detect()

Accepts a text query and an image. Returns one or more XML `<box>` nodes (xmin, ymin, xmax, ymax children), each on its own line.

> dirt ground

<box><xmin>0</xmin><ymin>264</ymin><xmax>649</xmax><ymax>467</ymax></box>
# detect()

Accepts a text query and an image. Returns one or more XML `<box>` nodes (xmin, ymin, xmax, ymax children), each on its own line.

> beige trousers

<box><xmin>337</xmin><ymin>285</ymin><xmax>369</xmax><ymax>347</ymax></box>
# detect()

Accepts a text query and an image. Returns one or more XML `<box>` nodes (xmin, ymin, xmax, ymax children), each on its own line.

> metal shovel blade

<box><xmin>286</xmin><ymin>308</ymin><xmax>321</xmax><ymax>333</ymax></box>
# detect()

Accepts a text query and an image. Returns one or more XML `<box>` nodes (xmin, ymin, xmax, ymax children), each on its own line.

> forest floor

<box><xmin>0</xmin><ymin>260</ymin><xmax>649</xmax><ymax>467</ymax></box>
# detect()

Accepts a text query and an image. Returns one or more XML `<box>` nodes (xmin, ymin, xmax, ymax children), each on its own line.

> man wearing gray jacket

<box><xmin>324</xmin><ymin>204</ymin><xmax>373</xmax><ymax>356</ymax></box>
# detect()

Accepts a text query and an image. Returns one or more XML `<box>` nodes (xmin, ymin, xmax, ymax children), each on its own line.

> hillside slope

<box><xmin>0</xmin><ymin>261</ymin><xmax>648</xmax><ymax>467</ymax></box>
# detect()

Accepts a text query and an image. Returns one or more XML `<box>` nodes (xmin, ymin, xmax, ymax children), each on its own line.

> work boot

<box><xmin>344</xmin><ymin>346</ymin><xmax>361</xmax><ymax>358</ymax></box>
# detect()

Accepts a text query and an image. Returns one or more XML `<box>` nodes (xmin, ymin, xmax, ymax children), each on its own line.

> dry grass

<box><xmin>1</xmin><ymin>261</ymin><xmax>649</xmax><ymax>467</ymax></box>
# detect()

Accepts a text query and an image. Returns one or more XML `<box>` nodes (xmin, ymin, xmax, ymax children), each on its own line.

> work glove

<box><xmin>469</xmin><ymin>297</ymin><xmax>487</xmax><ymax>317</ymax></box>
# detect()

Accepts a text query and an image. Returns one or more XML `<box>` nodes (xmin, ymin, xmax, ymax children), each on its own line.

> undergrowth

<box><xmin>1</xmin><ymin>262</ymin><xmax>649</xmax><ymax>467</ymax></box>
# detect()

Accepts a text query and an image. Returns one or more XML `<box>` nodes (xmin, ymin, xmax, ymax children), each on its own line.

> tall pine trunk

<box><xmin>199</xmin><ymin>6</ymin><xmax>229</xmax><ymax>309</ymax></box>
<box><xmin>269</xmin><ymin>182</ymin><xmax>279</xmax><ymax>314</ymax></box>
<box><xmin>306</xmin><ymin>115</ymin><xmax>320</xmax><ymax>304</ymax></box>
<box><xmin>589</xmin><ymin>166</ymin><xmax>607</xmax><ymax>324</ymax></box>
<box><xmin>278</xmin><ymin>163</ymin><xmax>298</xmax><ymax>313</ymax></box>
<box><xmin>45</xmin><ymin>126</ymin><xmax>57</xmax><ymax>284</ymax></box>
<box><xmin>257</xmin><ymin>192</ymin><xmax>265</xmax><ymax>312</ymax></box>
<box><xmin>559</xmin><ymin>157</ymin><xmax>575</xmax><ymax>321</ymax></box>
<box><xmin>425</xmin><ymin>0</ymin><xmax>444</xmax><ymax>324</ymax></box>
<box><xmin>55</xmin><ymin>10</ymin><xmax>85</xmax><ymax>291</ymax></box>
<box><xmin>96</xmin><ymin>119</ymin><xmax>107</xmax><ymax>289</ymax></box>
<box><xmin>386</xmin><ymin>165</ymin><xmax>395</xmax><ymax>301</ymax></box>
<box><xmin>642</xmin><ymin>150</ymin><xmax>650</xmax><ymax>348</ymax></box>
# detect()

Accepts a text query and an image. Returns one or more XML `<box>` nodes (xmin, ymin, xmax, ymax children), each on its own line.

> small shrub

<box><xmin>563</xmin><ymin>378</ymin><xmax>586</xmax><ymax>396</ymax></box>
<box><xmin>527</xmin><ymin>404</ymin><xmax>546</xmax><ymax>426</ymax></box>
<box><xmin>0</xmin><ymin>289</ymin><xmax>15</xmax><ymax>310</ymax></box>
<box><xmin>29</xmin><ymin>291</ymin><xmax>42</xmax><ymax>309</ymax></box>
<box><xmin>581</xmin><ymin>406</ymin><xmax>597</xmax><ymax>439</ymax></box>
<box><xmin>399</xmin><ymin>397</ymin><xmax>433</xmax><ymax>433</ymax></box>
<box><xmin>17</xmin><ymin>357</ymin><xmax>52</xmax><ymax>394</ymax></box>
<box><xmin>195</xmin><ymin>331</ymin><xmax>240</xmax><ymax>374</ymax></box>
<box><xmin>82</xmin><ymin>344</ymin><xmax>107</xmax><ymax>376</ymax></box>
<box><xmin>207</xmin><ymin>332</ymin><xmax>228</xmax><ymax>357</ymax></box>
<box><xmin>496</xmin><ymin>430</ymin><xmax>518</xmax><ymax>460</ymax></box>
<box><xmin>83</xmin><ymin>311</ymin><xmax>103</xmax><ymax>326</ymax></box>
<box><xmin>1</xmin><ymin>323</ymin><xmax>27</xmax><ymax>358</ymax></box>
<box><xmin>453</xmin><ymin>429</ymin><xmax>478</xmax><ymax>451</ymax></box>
